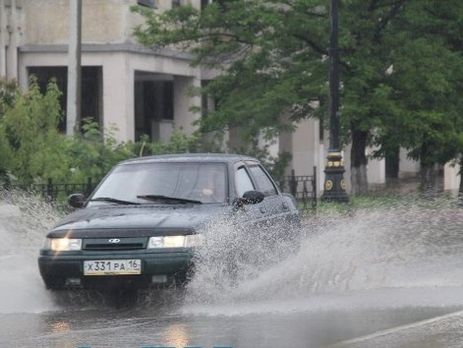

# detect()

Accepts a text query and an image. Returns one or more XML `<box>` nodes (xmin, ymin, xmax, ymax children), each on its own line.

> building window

<box><xmin>137</xmin><ymin>0</ymin><xmax>156</xmax><ymax>8</ymax></box>
<box><xmin>134</xmin><ymin>72</ymin><xmax>174</xmax><ymax>141</ymax></box>
<box><xmin>172</xmin><ymin>0</ymin><xmax>182</xmax><ymax>7</ymax></box>
<box><xmin>201</xmin><ymin>0</ymin><xmax>210</xmax><ymax>10</ymax></box>
<box><xmin>28</xmin><ymin>66</ymin><xmax>103</xmax><ymax>133</ymax></box>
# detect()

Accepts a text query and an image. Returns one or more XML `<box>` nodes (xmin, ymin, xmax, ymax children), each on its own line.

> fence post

<box><xmin>86</xmin><ymin>177</ymin><xmax>93</xmax><ymax>197</ymax></box>
<box><xmin>313</xmin><ymin>166</ymin><xmax>317</xmax><ymax>208</ymax></box>
<box><xmin>302</xmin><ymin>180</ymin><xmax>308</xmax><ymax>209</ymax></box>
<box><xmin>290</xmin><ymin>169</ymin><xmax>297</xmax><ymax>197</ymax></box>
<box><xmin>46</xmin><ymin>178</ymin><xmax>53</xmax><ymax>201</ymax></box>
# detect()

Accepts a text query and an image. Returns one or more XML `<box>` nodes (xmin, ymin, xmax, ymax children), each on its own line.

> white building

<box><xmin>0</xmin><ymin>0</ymin><xmax>207</xmax><ymax>142</ymax></box>
<box><xmin>4</xmin><ymin>0</ymin><xmax>441</xmax><ymax>194</ymax></box>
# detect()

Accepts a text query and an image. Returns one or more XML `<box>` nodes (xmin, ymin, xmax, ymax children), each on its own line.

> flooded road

<box><xmin>0</xmin><ymin>296</ymin><xmax>462</xmax><ymax>348</ymax></box>
<box><xmin>2</xmin><ymin>193</ymin><xmax>463</xmax><ymax>347</ymax></box>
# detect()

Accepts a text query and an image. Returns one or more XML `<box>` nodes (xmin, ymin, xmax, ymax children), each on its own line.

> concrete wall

<box><xmin>0</xmin><ymin>0</ymin><xmax>22</xmax><ymax>79</ymax></box>
<box><xmin>290</xmin><ymin>118</ymin><xmax>320</xmax><ymax>176</ymax></box>
<box><xmin>0</xmin><ymin>0</ymin><xmax>9</xmax><ymax>76</ymax></box>
<box><xmin>22</xmin><ymin>0</ymin><xmax>204</xmax><ymax>47</ymax></box>
<box><xmin>333</xmin><ymin>143</ymin><xmax>386</xmax><ymax>193</ymax></box>
<box><xmin>23</xmin><ymin>0</ymin><xmax>133</xmax><ymax>45</ymax></box>
<box><xmin>366</xmin><ymin>147</ymin><xmax>386</xmax><ymax>185</ymax></box>
<box><xmin>399</xmin><ymin>147</ymin><xmax>420</xmax><ymax>178</ymax></box>
<box><xmin>444</xmin><ymin>162</ymin><xmax>460</xmax><ymax>191</ymax></box>
<box><xmin>279</xmin><ymin>118</ymin><xmax>325</xmax><ymax>196</ymax></box>
<box><xmin>173</xmin><ymin>75</ymin><xmax>200</xmax><ymax>134</ymax></box>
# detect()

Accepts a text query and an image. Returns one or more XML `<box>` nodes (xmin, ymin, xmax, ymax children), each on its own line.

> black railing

<box><xmin>3</xmin><ymin>169</ymin><xmax>318</xmax><ymax>209</ymax></box>
<box><xmin>3</xmin><ymin>177</ymin><xmax>97</xmax><ymax>202</ymax></box>
<box><xmin>279</xmin><ymin>167</ymin><xmax>317</xmax><ymax>209</ymax></box>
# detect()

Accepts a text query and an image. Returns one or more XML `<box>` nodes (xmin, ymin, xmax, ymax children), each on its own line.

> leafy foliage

<box><xmin>133</xmin><ymin>0</ymin><xmax>327</xmax><ymax>141</ymax></box>
<box><xmin>0</xmin><ymin>80</ymin><xmax>202</xmax><ymax>187</ymax></box>
<box><xmin>133</xmin><ymin>0</ymin><xmax>463</xmax><ymax>191</ymax></box>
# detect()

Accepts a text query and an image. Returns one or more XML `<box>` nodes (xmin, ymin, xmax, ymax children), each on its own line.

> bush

<box><xmin>0</xmin><ymin>79</ymin><xmax>289</xmax><ymax>189</ymax></box>
<box><xmin>0</xmin><ymin>79</ymin><xmax>203</xmax><ymax>186</ymax></box>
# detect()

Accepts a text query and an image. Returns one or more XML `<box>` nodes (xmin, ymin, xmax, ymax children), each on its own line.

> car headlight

<box><xmin>147</xmin><ymin>234</ymin><xmax>203</xmax><ymax>249</ymax></box>
<box><xmin>45</xmin><ymin>238</ymin><xmax>82</xmax><ymax>251</ymax></box>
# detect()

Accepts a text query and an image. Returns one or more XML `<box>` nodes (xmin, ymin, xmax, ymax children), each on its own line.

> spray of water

<box><xmin>0</xmin><ymin>190</ymin><xmax>61</xmax><ymax>314</ymax></box>
<box><xmin>185</xmin><ymin>197</ymin><xmax>463</xmax><ymax>313</ymax></box>
<box><xmin>2</xmin><ymin>190</ymin><xmax>463</xmax><ymax>315</ymax></box>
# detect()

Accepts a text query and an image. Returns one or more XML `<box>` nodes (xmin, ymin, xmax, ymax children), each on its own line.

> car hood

<box><xmin>49</xmin><ymin>204</ymin><xmax>230</xmax><ymax>238</ymax></box>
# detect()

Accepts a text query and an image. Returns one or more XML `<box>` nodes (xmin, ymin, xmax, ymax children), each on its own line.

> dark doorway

<box><xmin>28</xmin><ymin>66</ymin><xmax>103</xmax><ymax>133</ymax></box>
<box><xmin>134</xmin><ymin>72</ymin><xmax>174</xmax><ymax>141</ymax></box>
<box><xmin>385</xmin><ymin>147</ymin><xmax>400</xmax><ymax>179</ymax></box>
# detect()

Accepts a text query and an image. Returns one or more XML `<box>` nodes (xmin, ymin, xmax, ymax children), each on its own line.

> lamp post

<box><xmin>321</xmin><ymin>0</ymin><xmax>348</xmax><ymax>202</ymax></box>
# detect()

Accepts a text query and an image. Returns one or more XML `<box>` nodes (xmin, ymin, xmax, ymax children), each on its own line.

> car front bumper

<box><xmin>38</xmin><ymin>249</ymin><xmax>194</xmax><ymax>289</ymax></box>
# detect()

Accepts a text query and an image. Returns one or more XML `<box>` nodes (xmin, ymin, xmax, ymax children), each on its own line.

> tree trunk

<box><xmin>350</xmin><ymin>129</ymin><xmax>368</xmax><ymax>195</ymax></box>
<box><xmin>420</xmin><ymin>163</ymin><xmax>440</xmax><ymax>197</ymax></box>
<box><xmin>419</xmin><ymin>142</ymin><xmax>441</xmax><ymax>197</ymax></box>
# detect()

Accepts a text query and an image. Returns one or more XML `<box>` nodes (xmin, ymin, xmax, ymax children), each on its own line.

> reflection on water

<box><xmin>164</xmin><ymin>324</ymin><xmax>190</xmax><ymax>347</ymax></box>
<box><xmin>49</xmin><ymin>320</ymin><xmax>71</xmax><ymax>334</ymax></box>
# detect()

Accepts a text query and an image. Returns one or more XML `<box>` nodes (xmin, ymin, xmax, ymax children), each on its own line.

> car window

<box><xmin>248</xmin><ymin>165</ymin><xmax>277</xmax><ymax>196</ymax></box>
<box><xmin>90</xmin><ymin>162</ymin><xmax>227</xmax><ymax>204</ymax></box>
<box><xmin>235</xmin><ymin>166</ymin><xmax>255</xmax><ymax>197</ymax></box>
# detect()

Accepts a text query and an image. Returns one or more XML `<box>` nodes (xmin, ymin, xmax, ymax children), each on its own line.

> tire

<box><xmin>43</xmin><ymin>277</ymin><xmax>65</xmax><ymax>290</ymax></box>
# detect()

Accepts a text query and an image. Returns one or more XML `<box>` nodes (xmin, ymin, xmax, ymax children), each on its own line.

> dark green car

<box><xmin>38</xmin><ymin>154</ymin><xmax>299</xmax><ymax>290</ymax></box>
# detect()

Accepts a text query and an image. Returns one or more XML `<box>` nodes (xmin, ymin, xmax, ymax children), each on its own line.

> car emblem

<box><xmin>108</xmin><ymin>238</ymin><xmax>121</xmax><ymax>244</ymax></box>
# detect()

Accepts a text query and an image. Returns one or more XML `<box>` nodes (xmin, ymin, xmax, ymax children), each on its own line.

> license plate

<box><xmin>83</xmin><ymin>259</ymin><xmax>141</xmax><ymax>276</ymax></box>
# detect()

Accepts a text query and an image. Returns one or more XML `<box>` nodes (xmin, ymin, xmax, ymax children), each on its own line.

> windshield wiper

<box><xmin>137</xmin><ymin>195</ymin><xmax>202</xmax><ymax>204</ymax></box>
<box><xmin>89</xmin><ymin>197</ymin><xmax>140</xmax><ymax>205</ymax></box>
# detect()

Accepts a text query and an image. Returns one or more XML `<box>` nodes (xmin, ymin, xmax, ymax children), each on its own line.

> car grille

<box><xmin>83</xmin><ymin>237</ymin><xmax>147</xmax><ymax>251</ymax></box>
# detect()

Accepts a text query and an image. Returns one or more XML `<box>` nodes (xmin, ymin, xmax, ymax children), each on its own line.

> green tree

<box><xmin>0</xmin><ymin>78</ymin><xmax>18</xmax><ymax>183</ymax></box>
<box><xmin>132</xmin><ymin>0</ymin><xmax>327</xmax><ymax>155</ymax></box>
<box><xmin>372</xmin><ymin>0</ymin><xmax>463</xmax><ymax>193</ymax></box>
<box><xmin>0</xmin><ymin>79</ymin><xmax>69</xmax><ymax>184</ymax></box>
<box><xmin>0</xmin><ymin>78</ymin><xmax>17</xmax><ymax>118</ymax></box>
<box><xmin>134</xmin><ymin>0</ymin><xmax>463</xmax><ymax>195</ymax></box>
<box><xmin>132</xmin><ymin>0</ymin><xmax>425</xmax><ymax>194</ymax></box>
<box><xmin>0</xmin><ymin>79</ymin><xmax>204</xmax><ymax>193</ymax></box>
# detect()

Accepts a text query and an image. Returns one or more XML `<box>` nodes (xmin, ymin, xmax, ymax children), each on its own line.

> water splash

<box><xmin>2</xmin><ymin>191</ymin><xmax>463</xmax><ymax>315</ymax></box>
<box><xmin>185</xmin><ymin>197</ymin><xmax>463</xmax><ymax>312</ymax></box>
<box><xmin>0</xmin><ymin>191</ymin><xmax>61</xmax><ymax>314</ymax></box>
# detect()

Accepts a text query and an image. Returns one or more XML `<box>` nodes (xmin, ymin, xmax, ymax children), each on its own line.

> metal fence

<box><xmin>3</xmin><ymin>169</ymin><xmax>318</xmax><ymax>208</ymax></box>
<box><xmin>4</xmin><ymin>178</ymin><xmax>97</xmax><ymax>202</ymax></box>
<box><xmin>279</xmin><ymin>167</ymin><xmax>317</xmax><ymax>209</ymax></box>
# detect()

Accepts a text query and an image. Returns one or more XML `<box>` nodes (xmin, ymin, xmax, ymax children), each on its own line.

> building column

<box><xmin>102</xmin><ymin>56</ymin><xmax>134</xmax><ymax>142</ymax></box>
<box><xmin>173</xmin><ymin>75</ymin><xmax>201</xmax><ymax>135</ymax></box>
<box><xmin>6</xmin><ymin>0</ymin><xmax>19</xmax><ymax>80</ymax></box>
<box><xmin>0</xmin><ymin>0</ymin><xmax>6</xmax><ymax>77</ymax></box>
<box><xmin>444</xmin><ymin>162</ymin><xmax>460</xmax><ymax>192</ymax></box>
<box><xmin>66</xmin><ymin>0</ymin><xmax>82</xmax><ymax>135</ymax></box>
<box><xmin>366</xmin><ymin>147</ymin><xmax>386</xmax><ymax>187</ymax></box>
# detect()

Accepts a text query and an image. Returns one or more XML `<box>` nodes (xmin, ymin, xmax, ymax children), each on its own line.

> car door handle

<box><xmin>259</xmin><ymin>207</ymin><xmax>266</xmax><ymax>214</ymax></box>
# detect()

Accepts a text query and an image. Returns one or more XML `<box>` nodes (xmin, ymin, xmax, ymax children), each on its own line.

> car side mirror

<box><xmin>242</xmin><ymin>190</ymin><xmax>265</xmax><ymax>205</ymax></box>
<box><xmin>68</xmin><ymin>193</ymin><xmax>85</xmax><ymax>208</ymax></box>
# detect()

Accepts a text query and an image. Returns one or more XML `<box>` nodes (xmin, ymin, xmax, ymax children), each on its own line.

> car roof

<box><xmin>119</xmin><ymin>153</ymin><xmax>259</xmax><ymax>165</ymax></box>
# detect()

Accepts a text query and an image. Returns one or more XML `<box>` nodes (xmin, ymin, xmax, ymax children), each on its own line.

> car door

<box><xmin>246</xmin><ymin>162</ymin><xmax>290</xmax><ymax>225</ymax></box>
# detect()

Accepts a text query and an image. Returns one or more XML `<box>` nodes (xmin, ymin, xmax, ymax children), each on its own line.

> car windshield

<box><xmin>89</xmin><ymin>162</ymin><xmax>227</xmax><ymax>205</ymax></box>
